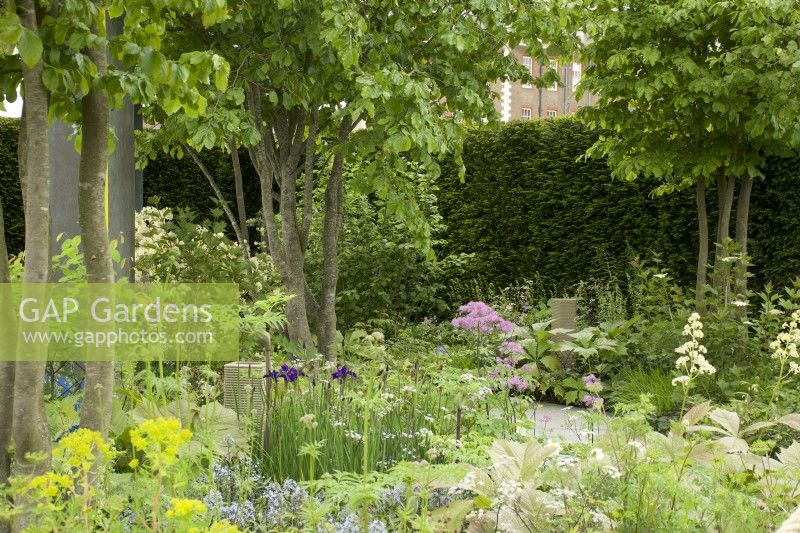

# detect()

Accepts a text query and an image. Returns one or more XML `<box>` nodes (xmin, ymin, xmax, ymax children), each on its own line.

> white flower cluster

<box><xmin>469</xmin><ymin>386</ymin><xmax>493</xmax><ymax>402</ymax></box>
<box><xmin>378</xmin><ymin>428</ymin><xmax>433</xmax><ymax>439</ymax></box>
<box><xmin>672</xmin><ymin>313</ymin><xmax>715</xmax><ymax>387</ymax></box>
<box><xmin>134</xmin><ymin>206</ymin><xmax>276</xmax><ymax>293</ymax></box>
<box><xmin>770</xmin><ymin>310</ymin><xmax>800</xmax><ymax>375</ymax></box>
<box><xmin>452</xmin><ymin>470</ymin><xmax>477</xmax><ymax>493</ymax></box>
<box><xmin>496</xmin><ymin>480</ymin><xmax>523</xmax><ymax>506</ymax></box>
<box><xmin>344</xmin><ymin>430</ymin><xmax>364</xmax><ymax>442</ymax></box>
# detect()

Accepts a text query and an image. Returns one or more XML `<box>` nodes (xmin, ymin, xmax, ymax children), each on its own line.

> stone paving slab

<box><xmin>526</xmin><ymin>402</ymin><xmax>607</xmax><ymax>443</ymax></box>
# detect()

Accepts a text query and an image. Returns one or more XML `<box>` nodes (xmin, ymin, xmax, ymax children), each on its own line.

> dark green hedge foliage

<box><xmin>436</xmin><ymin>118</ymin><xmax>800</xmax><ymax>293</ymax></box>
<box><xmin>0</xmin><ymin>118</ymin><xmax>23</xmax><ymax>256</ymax></box>
<box><xmin>2</xmin><ymin>117</ymin><xmax>799</xmax><ymax>299</ymax></box>
<box><xmin>142</xmin><ymin>146</ymin><xmax>263</xmax><ymax>241</ymax></box>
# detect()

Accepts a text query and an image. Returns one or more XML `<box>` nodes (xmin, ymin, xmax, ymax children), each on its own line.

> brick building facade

<box><xmin>491</xmin><ymin>45</ymin><xmax>597</xmax><ymax>121</ymax></box>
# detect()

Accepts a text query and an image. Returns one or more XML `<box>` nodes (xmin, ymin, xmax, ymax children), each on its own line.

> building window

<box><xmin>522</xmin><ymin>56</ymin><xmax>533</xmax><ymax>88</ymax></box>
<box><xmin>548</xmin><ymin>60</ymin><xmax>559</xmax><ymax>91</ymax></box>
<box><xmin>521</xmin><ymin>107</ymin><xmax>532</xmax><ymax>120</ymax></box>
<box><xmin>572</xmin><ymin>63</ymin><xmax>582</xmax><ymax>92</ymax></box>
<box><xmin>546</xmin><ymin>110</ymin><xmax>557</xmax><ymax>118</ymax></box>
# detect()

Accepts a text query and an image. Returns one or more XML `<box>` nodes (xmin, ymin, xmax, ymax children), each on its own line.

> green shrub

<box><xmin>305</xmin><ymin>166</ymin><xmax>469</xmax><ymax>327</ymax></box>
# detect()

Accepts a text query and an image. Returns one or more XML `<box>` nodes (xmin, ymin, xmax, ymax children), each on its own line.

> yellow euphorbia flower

<box><xmin>208</xmin><ymin>521</ymin><xmax>244</xmax><ymax>533</ymax></box>
<box><xmin>53</xmin><ymin>428</ymin><xmax>116</xmax><ymax>472</ymax></box>
<box><xmin>25</xmin><ymin>472</ymin><xmax>73</xmax><ymax>500</ymax></box>
<box><xmin>129</xmin><ymin>417</ymin><xmax>192</xmax><ymax>467</ymax></box>
<box><xmin>165</xmin><ymin>498</ymin><xmax>207</xmax><ymax>520</ymax></box>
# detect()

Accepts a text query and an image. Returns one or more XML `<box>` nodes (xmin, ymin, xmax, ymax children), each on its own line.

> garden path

<box><xmin>527</xmin><ymin>402</ymin><xmax>607</xmax><ymax>443</ymax></box>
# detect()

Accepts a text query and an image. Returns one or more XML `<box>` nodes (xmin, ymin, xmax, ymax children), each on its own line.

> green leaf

<box><xmin>0</xmin><ymin>15</ymin><xmax>22</xmax><ymax>47</ymax></box>
<box><xmin>213</xmin><ymin>59</ymin><xmax>230</xmax><ymax>91</ymax></box>
<box><xmin>473</xmin><ymin>495</ymin><xmax>492</xmax><ymax>509</ymax></box>
<box><xmin>540</xmin><ymin>355</ymin><xmax>561</xmax><ymax>372</ymax></box>
<box><xmin>18</xmin><ymin>27</ymin><xmax>43</xmax><ymax>67</ymax></box>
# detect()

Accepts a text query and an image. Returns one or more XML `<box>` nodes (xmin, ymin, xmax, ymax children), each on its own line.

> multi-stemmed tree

<box><xmin>572</xmin><ymin>0</ymin><xmax>800</xmax><ymax>302</ymax></box>
<box><xmin>0</xmin><ymin>3</ymin><xmax>229</xmax><ymax>519</ymax></box>
<box><xmin>142</xmin><ymin>0</ymin><xmax>566</xmax><ymax>359</ymax></box>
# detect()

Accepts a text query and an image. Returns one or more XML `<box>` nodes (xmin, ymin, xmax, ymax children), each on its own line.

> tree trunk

<box><xmin>14</xmin><ymin>0</ymin><xmax>52</xmax><ymax>495</ymax></box>
<box><xmin>695</xmin><ymin>179</ymin><xmax>709</xmax><ymax>305</ymax></box>
<box><xmin>713</xmin><ymin>174</ymin><xmax>735</xmax><ymax>295</ymax></box>
<box><xmin>734</xmin><ymin>177</ymin><xmax>753</xmax><ymax>297</ymax></box>
<box><xmin>185</xmin><ymin>144</ymin><xmax>244</xmax><ymax>247</ymax></box>
<box><xmin>0</xmin><ymin>198</ymin><xmax>14</xmax><ymax>533</ymax></box>
<box><xmin>229</xmin><ymin>137</ymin><xmax>249</xmax><ymax>250</ymax></box>
<box><xmin>317</xmin><ymin>120</ymin><xmax>350</xmax><ymax>360</ymax></box>
<box><xmin>247</xmin><ymin>141</ymin><xmax>313</xmax><ymax>349</ymax></box>
<box><xmin>245</xmin><ymin>88</ymin><xmax>314</xmax><ymax>351</ymax></box>
<box><xmin>77</xmin><ymin>30</ymin><xmax>115</xmax><ymax>437</ymax></box>
<box><xmin>715</xmin><ymin>174</ymin><xmax>735</xmax><ymax>252</ymax></box>
<box><xmin>17</xmin><ymin>105</ymin><xmax>27</xmax><ymax>213</ymax></box>
<box><xmin>279</xmin><ymin>166</ymin><xmax>314</xmax><ymax>350</ymax></box>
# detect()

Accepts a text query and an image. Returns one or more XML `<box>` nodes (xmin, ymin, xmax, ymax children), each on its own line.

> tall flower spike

<box><xmin>672</xmin><ymin>313</ymin><xmax>715</xmax><ymax>387</ymax></box>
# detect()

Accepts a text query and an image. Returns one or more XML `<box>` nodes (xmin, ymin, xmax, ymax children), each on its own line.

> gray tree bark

<box><xmin>695</xmin><ymin>179</ymin><xmax>709</xmax><ymax>305</ymax></box>
<box><xmin>245</xmin><ymin>86</ymin><xmax>314</xmax><ymax>350</ymax></box>
<box><xmin>77</xmin><ymin>24</ymin><xmax>115</xmax><ymax>437</ymax></box>
<box><xmin>715</xmin><ymin>174</ymin><xmax>735</xmax><ymax>252</ymax></box>
<box><xmin>734</xmin><ymin>177</ymin><xmax>753</xmax><ymax>297</ymax></box>
<box><xmin>714</xmin><ymin>174</ymin><xmax>736</xmax><ymax>295</ymax></box>
<box><xmin>244</xmin><ymin>87</ymin><xmax>359</xmax><ymax>357</ymax></box>
<box><xmin>317</xmin><ymin>119</ymin><xmax>350</xmax><ymax>360</ymax></box>
<box><xmin>229</xmin><ymin>137</ymin><xmax>249</xmax><ymax>250</ymax></box>
<box><xmin>13</xmin><ymin>0</ymin><xmax>52</xmax><ymax>500</ymax></box>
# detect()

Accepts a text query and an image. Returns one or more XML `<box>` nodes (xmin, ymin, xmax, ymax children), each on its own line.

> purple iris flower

<box><xmin>331</xmin><ymin>365</ymin><xmax>357</xmax><ymax>381</ymax></box>
<box><xmin>265</xmin><ymin>364</ymin><xmax>304</xmax><ymax>383</ymax></box>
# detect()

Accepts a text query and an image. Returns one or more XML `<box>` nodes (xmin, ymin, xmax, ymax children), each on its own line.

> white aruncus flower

<box><xmin>673</xmin><ymin>313</ymin><xmax>715</xmax><ymax>387</ymax></box>
<box><xmin>770</xmin><ymin>310</ymin><xmax>800</xmax><ymax>373</ymax></box>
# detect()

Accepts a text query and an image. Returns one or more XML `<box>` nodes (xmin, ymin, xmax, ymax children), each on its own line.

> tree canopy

<box><xmin>575</xmin><ymin>0</ymin><xmax>800</xmax><ymax>189</ymax></box>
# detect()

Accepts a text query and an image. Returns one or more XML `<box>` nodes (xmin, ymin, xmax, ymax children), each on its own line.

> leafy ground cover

<box><xmin>2</xmin><ymin>213</ymin><xmax>800</xmax><ymax>532</ymax></box>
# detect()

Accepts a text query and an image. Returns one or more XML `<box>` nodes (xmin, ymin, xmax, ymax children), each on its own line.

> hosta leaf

<box><xmin>778</xmin><ymin>441</ymin><xmax>800</xmax><ymax>467</ymax></box>
<box><xmin>716</xmin><ymin>436</ymin><xmax>749</xmax><ymax>454</ymax></box>
<box><xmin>731</xmin><ymin>453</ymin><xmax>782</xmax><ymax>475</ymax></box>
<box><xmin>686</xmin><ymin>424</ymin><xmax>728</xmax><ymax>435</ymax></box>
<box><xmin>686</xmin><ymin>441</ymin><xmax>718</xmax><ymax>463</ymax></box>
<box><xmin>487</xmin><ymin>439</ymin><xmax>559</xmax><ymax>482</ymax></box>
<box><xmin>430</xmin><ymin>499</ymin><xmax>473</xmax><ymax>532</ymax></box>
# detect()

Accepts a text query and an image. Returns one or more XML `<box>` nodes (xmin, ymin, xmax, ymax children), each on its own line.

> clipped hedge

<box><xmin>437</xmin><ymin>118</ymin><xmax>800</xmax><ymax>292</ymax></box>
<box><xmin>2</xmin><ymin>116</ymin><xmax>799</xmax><ymax>297</ymax></box>
<box><xmin>0</xmin><ymin>118</ymin><xmax>23</xmax><ymax>256</ymax></box>
<box><xmin>142</xmin><ymin>147</ymin><xmax>263</xmax><ymax>230</ymax></box>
